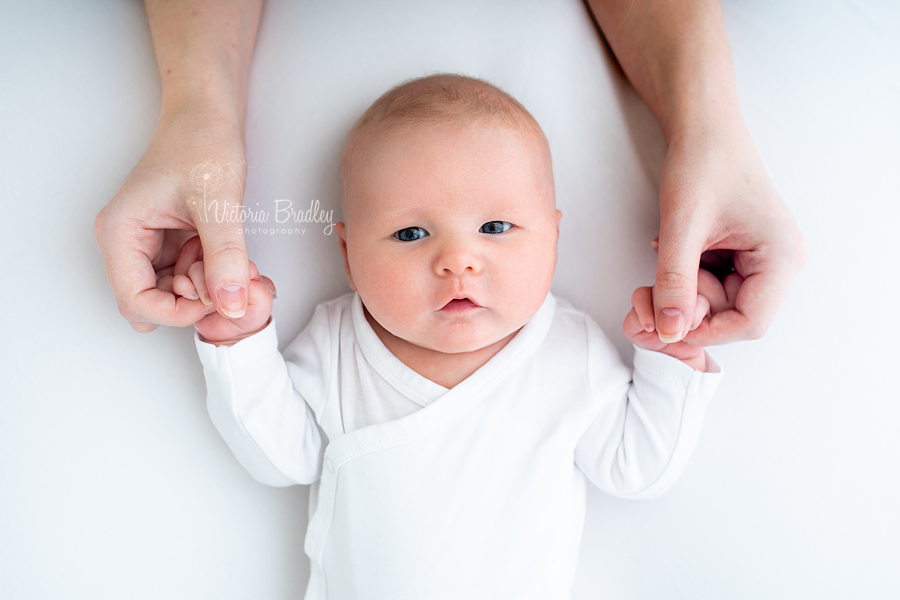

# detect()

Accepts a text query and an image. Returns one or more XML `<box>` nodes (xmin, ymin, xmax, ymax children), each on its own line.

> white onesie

<box><xmin>195</xmin><ymin>291</ymin><xmax>722</xmax><ymax>600</ymax></box>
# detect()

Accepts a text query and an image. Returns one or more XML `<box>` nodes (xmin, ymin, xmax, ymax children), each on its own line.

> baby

<box><xmin>177</xmin><ymin>74</ymin><xmax>724</xmax><ymax>599</ymax></box>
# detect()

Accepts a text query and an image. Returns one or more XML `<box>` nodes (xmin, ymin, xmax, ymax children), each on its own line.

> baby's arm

<box><xmin>171</xmin><ymin>235</ymin><xmax>276</xmax><ymax>345</ymax></box>
<box><xmin>573</xmin><ymin>268</ymin><xmax>729</xmax><ymax>498</ymax></box>
<box><xmin>175</xmin><ymin>234</ymin><xmax>326</xmax><ymax>486</ymax></box>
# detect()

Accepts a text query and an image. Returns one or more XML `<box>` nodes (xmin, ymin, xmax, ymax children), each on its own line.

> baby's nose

<box><xmin>434</xmin><ymin>237</ymin><xmax>482</xmax><ymax>276</ymax></box>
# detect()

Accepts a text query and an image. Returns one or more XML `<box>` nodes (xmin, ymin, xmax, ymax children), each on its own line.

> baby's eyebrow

<box><xmin>368</xmin><ymin>205</ymin><xmax>424</xmax><ymax>221</ymax></box>
<box><xmin>377</xmin><ymin>207</ymin><xmax>411</xmax><ymax>217</ymax></box>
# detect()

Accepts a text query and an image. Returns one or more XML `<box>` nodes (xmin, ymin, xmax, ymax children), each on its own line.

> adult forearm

<box><xmin>145</xmin><ymin>0</ymin><xmax>264</xmax><ymax>128</ymax></box>
<box><xmin>586</xmin><ymin>0</ymin><xmax>742</xmax><ymax>142</ymax></box>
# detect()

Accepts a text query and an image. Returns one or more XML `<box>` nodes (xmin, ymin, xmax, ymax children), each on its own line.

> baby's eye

<box><xmin>479</xmin><ymin>221</ymin><xmax>512</xmax><ymax>234</ymax></box>
<box><xmin>393</xmin><ymin>227</ymin><xmax>429</xmax><ymax>242</ymax></box>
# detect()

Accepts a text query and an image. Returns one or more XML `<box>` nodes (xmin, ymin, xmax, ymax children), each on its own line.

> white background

<box><xmin>1</xmin><ymin>0</ymin><xmax>897</xmax><ymax>598</ymax></box>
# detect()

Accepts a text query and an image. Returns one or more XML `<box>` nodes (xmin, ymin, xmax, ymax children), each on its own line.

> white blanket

<box><xmin>0</xmin><ymin>0</ymin><xmax>897</xmax><ymax>598</ymax></box>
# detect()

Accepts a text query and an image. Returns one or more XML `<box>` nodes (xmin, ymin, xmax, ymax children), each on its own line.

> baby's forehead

<box><xmin>339</xmin><ymin>75</ymin><xmax>554</xmax><ymax>218</ymax></box>
<box><xmin>341</xmin><ymin>119</ymin><xmax>554</xmax><ymax>223</ymax></box>
<box><xmin>347</xmin><ymin>117</ymin><xmax>550</xmax><ymax>190</ymax></box>
<box><xmin>360</xmin><ymin>115</ymin><xmax>539</xmax><ymax>156</ymax></box>
<box><xmin>348</xmin><ymin>105</ymin><xmax>551</xmax><ymax>171</ymax></box>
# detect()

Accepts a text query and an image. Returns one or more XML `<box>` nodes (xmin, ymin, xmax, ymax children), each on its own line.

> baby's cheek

<box><xmin>495</xmin><ymin>245</ymin><xmax>554</xmax><ymax>315</ymax></box>
<box><xmin>356</xmin><ymin>262</ymin><xmax>419</xmax><ymax>334</ymax></box>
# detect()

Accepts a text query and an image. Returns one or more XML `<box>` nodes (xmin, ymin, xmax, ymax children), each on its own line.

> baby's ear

<box><xmin>334</xmin><ymin>222</ymin><xmax>357</xmax><ymax>291</ymax></box>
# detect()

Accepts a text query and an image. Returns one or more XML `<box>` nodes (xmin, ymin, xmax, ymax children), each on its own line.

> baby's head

<box><xmin>335</xmin><ymin>74</ymin><xmax>561</xmax><ymax>355</ymax></box>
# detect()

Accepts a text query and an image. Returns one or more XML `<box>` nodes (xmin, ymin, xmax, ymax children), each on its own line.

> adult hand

<box><xmin>94</xmin><ymin>103</ymin><xmax>250</xmax><ymax>332</ymax></box>
<box><xmin>652</xmin><ymin>122</ymin><xmax>808</xmax><ymax>345</ymax></box>
<box><xmin>585</xmin><ymin>0</ymin><xmax>808</xmax><ymax>346</ymax></box>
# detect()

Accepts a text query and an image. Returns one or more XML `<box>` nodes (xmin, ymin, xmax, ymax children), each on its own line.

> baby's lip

<box><xmin>440</xmin><ymin>296</ymin><xmax>482</xmax><ymax>310</ymax></box>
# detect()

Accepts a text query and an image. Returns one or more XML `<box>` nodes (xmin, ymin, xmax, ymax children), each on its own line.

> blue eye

<box><xmin>480</xmin><ymin>221</ymin><xmax>512</xmax><ymax>234</ymax></box>
<box><xmin>393</xmin><ymin>227</ymin><xmax>429</xmax><ymax>242</ymax></box>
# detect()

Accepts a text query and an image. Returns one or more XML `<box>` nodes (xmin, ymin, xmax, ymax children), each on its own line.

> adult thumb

<box><xmin>194</xmin><ymin>201</ymin><xmax>250</xmax><ymax>320</ymax></box>
<box><xmin>653</xmin><ymin>224</ymin><xmax>704</xmax><ymax>344</ymax></box>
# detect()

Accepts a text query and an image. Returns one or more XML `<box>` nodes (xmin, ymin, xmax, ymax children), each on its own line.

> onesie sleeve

<box><xmin>574</xmin><ymin>316</ymin><xmax>723</xmax><ymax>500</ymax></box>
<box><xmin>195</xmin><ymin>316</ymin><xmax>326</xmax><ymax>487</ymax></box>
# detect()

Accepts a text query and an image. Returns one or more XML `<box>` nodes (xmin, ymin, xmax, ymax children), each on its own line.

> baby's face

<box><xmin>337</xmin><ymin>119</ymin><xmax>561</xmax><ymax>355</ymax></box>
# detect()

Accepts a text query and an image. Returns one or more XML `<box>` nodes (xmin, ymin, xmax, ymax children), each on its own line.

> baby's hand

<box><xmin>168</xmin><ymin>235</ymin><xmax>276</xmax><ymax>346</ymax></box>
<box><xmin>624</xmin><ymin>268</ymin><xmax>737</xmax><ymax>372</ymax></box>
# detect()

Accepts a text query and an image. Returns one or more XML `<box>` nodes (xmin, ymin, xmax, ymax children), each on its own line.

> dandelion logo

<box><xmin>188</xmin><ymin>160</ymin><xmax>227</xmax><ymax>223</ymax></box>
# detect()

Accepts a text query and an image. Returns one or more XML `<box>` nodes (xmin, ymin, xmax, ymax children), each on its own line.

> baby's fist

<box><xmin>172</xmin><ymin>236</ymin><xmax>276</xmax><ymax>346</ymax></box>
<box><xmin>624</xmin><ymin>275</ymin><xmax>715</xmax><ymax>371</ymax></box>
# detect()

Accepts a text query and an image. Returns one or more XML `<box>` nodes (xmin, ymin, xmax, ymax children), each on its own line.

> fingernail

<box><xmin>187</xmin><ymin>290</ymin><xmax>200</xmax><ymax>301</ymax></box>
<box><xmin>201</xmin><ymin>292</ymin><xmax>212</xmax><ymax>306</ymax></box>
<box><xmin>217</xmin><ymin>283</ymin><xmax>246</xmax><ymax>319</ymax></box>
<box><xmin>650</xmin><ymin>240</ymin><xmax>659</xmax><ymax>251</ymax></box>
<box><xmin>657</xmin><ymin>308</ymin><xmax>685</xmax><ymax>343</ymax></box>
<box><xmin>643</xmin><ymin>322</ymin><xmax>655</xmax><ymax>332</ymax></box>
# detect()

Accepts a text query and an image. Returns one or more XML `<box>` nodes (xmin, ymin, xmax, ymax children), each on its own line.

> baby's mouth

<box><xmin>440</xmin><ymin>297</ymin><xmax>481</xmax><ymax>312</ymax></box>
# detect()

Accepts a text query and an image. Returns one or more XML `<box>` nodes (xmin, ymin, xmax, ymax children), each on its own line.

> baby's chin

<box><xmin>413</xmin><ymin>327</ymin><xmax>521</xmax><ymax>356</ymax></box>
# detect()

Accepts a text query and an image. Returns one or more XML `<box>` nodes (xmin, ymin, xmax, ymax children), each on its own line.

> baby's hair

<box><xmin>339</xmin><ymin>73</ymin><xmax>553</xmax><ymax>206</ymax></box>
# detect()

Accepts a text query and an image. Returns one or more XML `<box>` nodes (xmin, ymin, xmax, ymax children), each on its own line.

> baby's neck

<box><xmin>363</xmin><ymin>308</ymin><xmax>518</xmax><ymax>389</ymax></box>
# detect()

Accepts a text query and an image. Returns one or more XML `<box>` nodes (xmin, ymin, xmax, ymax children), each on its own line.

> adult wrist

<box><xmin>158</xmin><ymin>85</ymin><xmax>246</xmax><ymax>137</ymax></box>
<box><xmin>146</xmin><ymin>0</ymin><xmax>259</xmax><ymax>135</ymax></box>
<box><xmin>665</xmin><ymin>89</ymin><xmax>747</xmax><ymax>149</ymax></box>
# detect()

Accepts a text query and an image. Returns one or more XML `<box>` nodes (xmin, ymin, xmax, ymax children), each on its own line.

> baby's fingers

<box><xmin>173</xmin><ymin>235</ymin><xmax>204</xmax><ymax>300</ymax></box>
<box><xmin>244</xmin><ymin>258</ymin><xmax>276</xmax><ymax>296</ymax></box>
<box><xmin>186</xmin><ymin>260</ymin><xmax>211</xmax><ymax>307</ymax></box>
<box><xmin>625</xmin><ymin>286</ymin><xmax>667</xmax><ymax>349</ymax></box>
<box><xmin>172</xmin><ymin>273</ymin><xmax>199</xmax><ymax>301</ymax></box>
<box><xmin>631</xmin><ymin>286</ymin><xmax>656</xmax><ymax>333</ymax></box>
<box><xmin>246</xmin><ymin>278</ymin><xmax>274</xmax><ymax>316</ymax></box>
<box><xmin>248</xmin><ymin>259</ymin><xmax>260</xmax><ymax>281</ymax></box>
<box><xmin>624</xmin><ymin>307</ymin><xmax>667</xmax><ymax>351</ymax></box>
<box><xmin>690</xmin><ymin>294</ymin><xmax>711</xmax><ymax>331</ymax></box>
<box><xmin>260</xmin><ymin>275</ymin><xmax>276</xmax><ymax>297</ymax></box>
<box><xmin>623</xmin><ymin>307</ymin><xmax>644</xmax><ymax>340</ymax></box>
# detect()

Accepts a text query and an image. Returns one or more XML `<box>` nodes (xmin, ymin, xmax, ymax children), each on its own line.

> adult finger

<box><xmin>129</xmin><ymin>286</ymin><xmax>217</xmax><ymax>329</ymax></box>
<box><xmin>697</xmin><ymin>268</ymin><xmax>730</xmax><ymax>315</ymax></box>
<box><xmin>95</xmin><ymin>214</ymin><xmax>210</xmax><ymax>329</ymax></box>
<box><xmin>173</xmin><ymin>235</ymin><xmax>203</xmax><ymax>277</ymax></box>
<box><xmin>157</xmin><ymin>274</ymin><xmax>175</xmax><ymax>295</ymax></box>
<box><xmin>653</xmin><ymin>216</ymin><xmax>705</xmax><ymax>344</ymax></box>
<box><xmin>686</xmin><ymin>243</ymin><xmax>800</xmax><ymax>345</ymax></box>
<box><xmin>189</xmin><ymin>193</ymin><xmax>250</xmax><ymax>320</ymax></box>
<box><xmin>723</xmin><ymin>272</ymin><xmax>743</xmax><ymax>307</ymax></box>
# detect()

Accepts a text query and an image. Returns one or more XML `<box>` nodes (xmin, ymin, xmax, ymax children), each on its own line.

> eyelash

<box><xmin>392</xmin><ymin>221</ymin><xmax>513</xmax><ymax>241</ymax></box>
